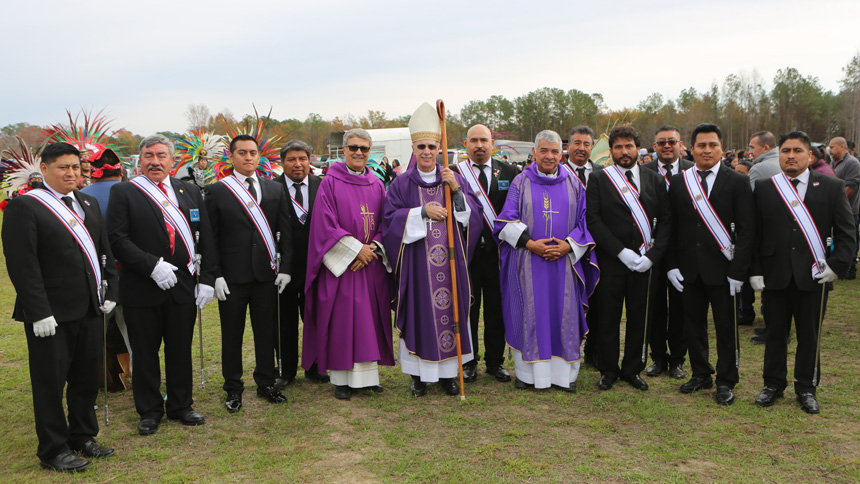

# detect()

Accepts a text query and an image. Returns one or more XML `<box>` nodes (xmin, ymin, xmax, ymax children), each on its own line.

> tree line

<box><xmin>3</xmin><ymin>53</ymin><xmax>860</xmax><ymax>158</ymax></box>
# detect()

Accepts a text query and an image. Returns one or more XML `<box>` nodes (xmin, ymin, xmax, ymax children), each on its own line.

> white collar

<box><xmin>536</xmin><ymin>167</ymin><xmax>559</xmax><ymax>178</ymax></box>
<box><xmin>346</xmin><ymin>165</ymin><xmax>364</xmax><ymax>176</ymax></box>
<box><xmin>233</xmin><ymin>172</ymin><xmax>259</xmax><ymax>185</ymax></box>
<box><xmin>419</xmin><ymin>166</ymin><xmax>437</xmax><ymax>183</ymax></box>
<box><xmin>790</xmin><ymin>168</ymin><xmax>811</xmax><ymax>185</ymax></box>
<box><xmin>43</xmin><ymin>181</ymin><xmax>73</xmax><ymax>199</ymax></box>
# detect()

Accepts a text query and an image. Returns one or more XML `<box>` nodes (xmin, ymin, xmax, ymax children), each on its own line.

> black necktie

<box><xmin>663</xmin><ymin>164</ymin><xmax>673</xmax><ymax>183</ymax></box>
<box><xmin>293</xmin><ymin>182</ymin><xmax>304</xmax><ymax>207</ymax></box>
<box><xmin>246</xmin><ymin>177</ymin><xmax>257</xmax><ymax>201</ymax></box>
<box><xmin>697</xmin><ymin>170</ymin><xmax>711</xmax><ymax>195</ymax></box>
<box><xmin>474</xmin><ymin>164</ymin><xmax>488</xmax><ymax>193</ymax></box>
<box><xmin>63</xmin><ymin>196</ymin><xmax>75</xmax><ymax>211</ymax></box>
<box><xmin>625</xmin><ymin>170</ymin><xmax>638</xmax><ymax>191</ymax></box>
<box><xmin>790</xmin><ymin>178</ymin><xmax>800</xmax><ymax>190</ymax></box>
<box><xmin>576</xmin><ymin>167</ymin><xmax>586</xmax><ymax>185</ymax></box>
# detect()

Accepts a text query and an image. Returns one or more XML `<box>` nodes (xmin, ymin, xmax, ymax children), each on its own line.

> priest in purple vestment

<box><xmin>382</xmin><ymin>102</ymin><xmax>481</xmax><ymax>397</ymax></box>
<box><xmin>302</xmin><ymin>128</ymin><xmax>394</xmax><ymax>400</ymax></box>
<box><xmin>493</xmin><ymin>130</ymin><xmax>599</xmax><ymax>392</ymax></box>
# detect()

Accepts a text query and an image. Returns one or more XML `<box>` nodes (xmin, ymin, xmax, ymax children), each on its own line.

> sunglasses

<box><xmin>346</xmin><ymin>145</ymin><xmax>370</xmax><ymax>153</ymax></box>
<box><xmin>655</xmin><ymin>140</ymin><xmax>679</xmax><ymax>147</ymax></box>
<box><xmin>416</xmin><ymin>144</ymin><xmax>438</xmax><ymax>151</ymax></box>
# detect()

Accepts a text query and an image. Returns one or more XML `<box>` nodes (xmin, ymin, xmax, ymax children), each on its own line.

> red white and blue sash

<box><xmin>290</xmin><ymin>193</ymin><xmax>308</xmax><ymax>225</ymax></box>
<box><xmin>458</xmin><ymin>161</ymin><xmax>497</xmax><ymax>229</ymax></box>
<box><xmin>131</xmin><ymin>177</ymin><xmax>196</xmax><ymax>274</ymax></box>
<box><xmin>683</xmin><ymin>168</ymin><xmax>733</xmax><ymax>260</ymax></box>
<box><xmin>657</xmin><ymin>164</ymin><xmax>671</xmax><ymax>190</ymax></box>
<box><xmin>24</xmin><ymin>189</ymin><xmax>102</xmax><ymax>300</ymax></box>
<box><xmin>561</xmin><ymin>162</ymin><xmax>586</xmax><ymax>187</ymax></box>
<box><xmin>772</xmin><ymin>173</ymin><xmax>826</xmax><ymax>277</ymax></box>
<box><xmin>221</xmin><ymin>176</ymin><xmax>277</xmax><ymax>270</ymax></box>
<box><xmin>605</xmin><ymin>165</ymin><xmax>651</xmax><ymax>254</ymax></box>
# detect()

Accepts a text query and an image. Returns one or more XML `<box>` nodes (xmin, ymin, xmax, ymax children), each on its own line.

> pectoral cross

<box><xmin>542</xmin><ymin>191</ymin><xmax>558</xmax><ymax>237</ymax></box>
<box><xmin>360</xmin><ymin>202</ymin><xmax>375</xmax><ymax>242</ymax></box>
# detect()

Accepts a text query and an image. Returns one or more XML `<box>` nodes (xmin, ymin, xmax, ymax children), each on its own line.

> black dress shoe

<box><xmin>225</xmin><ymin>393</ymin><xmax>243</xmax><ymax>413</ymax></box>
<box><xmin>553</xmin><ymin>383</ymin><xmax>576</xmax><ymax>393</ymax></box>
<box><xmin>462</xmin><ymin>363</ymin><xmax>478</xmax><ymax>383</ymax></box>
<box><xmin>487</xmin><ymin>365</ymin><xmax>512</xmax><ymax>382</ymax></box>
<box><xmin>645</xmin><ymin>360</ymin><xmax>666</xmax><ymax>377</ymax></box>
<box><xmin>622</xmin><ymin>374</ymin><xmax>649</xmax><ymax>391</ymax></box>
<box><xmin>754</xmin><ymin>327</ymin><xmax>767</xmax><ymax>335</ymax></box>
<box><xmin>750</xmin><ymin>333</ymin><xmax>767</xmax><ymax>344</ymax></box>
<box><xmin>514</xmin><ymin>378</ymin><xmax>533</xmax><ymax>390</ymax></box>
<box><xmin>755</xmin><ymin>386</ymin><xmax>784</xmax><ymax>407</ymax></box>
<box><xmin>172</xmin><ymin>410</ymin><xmax>205</xmax><ymax>426</ymax></box>
<box><xmin>737</xmin><ymin>314</ymin><xmax>755</xmax><ymax>325</ymax></box>
<box><xmin>715</xmin><ymin>385</ymin><xmax>735</xmax><ymax>405</ymax></box>
<box><xmin>369</xmin><ymin>385</ymin><xmax>384</xmax><ymax>393</ymax></box>
<box><xmin>679</xmin><ymin>376</ymin><xmax>713</xmax><ymax>393</ymax></box>
<box><xmin>410</xmin><ymin>377</ymin><xmax>427</xmax><ymax>397</ymax></box>
<box><xmin>40</xmin><ymin>451</ymin><xmax>90</xmax><ymax>472</ymax></box>
<box><xmin>797</xmin><ymin>392</ymin><xmax>820</xmax><ymax>414</ymax></box>
<box><xmin>597</xmin><ymin>374</ymin><xmax>617</xmax><ymax>390</ymax></box>
<box><xmin>305</xmin><ymin>369</ymin><xmax>330</xmax><ymax>383</ymax></box>
<box><xmin>274</xmin><ymin>377</ymin><xmax>294</xmax><ymax>390</ymax></box>
<box><xmin>257</xmin><ymin>386</ymin><xmax>288</xmax><ymax>404</ymax></box>
<box><xmin>334</xmin><ymin>385</ymin><xmax>351</xmax><ymax>400</ymax></box>
<box><xmin>138</xmin><ymin>418</ymin><xmax>160</xmax><ymax>435</ymax></box>
<box><xmin>669</xmin><ymin>362</ymin><xmax>687</xmax><ymax>379</ymax></box>
<box><xmin>439</xmin><ymin>378</ymin><xmax>460</xmax><ymax>396</ymax></box>
<box><xmin>70</xmin><ymin>439</ymin><xmax>115</xmax><ymax>458</ymax></box>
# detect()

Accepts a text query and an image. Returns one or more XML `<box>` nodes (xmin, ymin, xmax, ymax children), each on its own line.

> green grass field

<box><xmin>1</xmin><ymin>220</ymin><xmax>858</xmax><ymax>483</ymax></box>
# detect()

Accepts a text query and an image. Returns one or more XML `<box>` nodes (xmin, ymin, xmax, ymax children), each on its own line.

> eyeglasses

<box><xmin>346</xmin><ymin>145</ymin><xmax>370</xmax><ymax>153</ymax></box>
<box><xmin>416</xmin><ymin>144</ymin><xmax>438</xmax><ymax>151</ymax></box>
<box><xmin>655</xmin><ymin>140</ymin><xmax>679</xmax><ymax>147</ymax></box>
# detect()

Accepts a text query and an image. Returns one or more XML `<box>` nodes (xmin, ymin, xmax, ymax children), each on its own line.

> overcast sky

<box><xmin>2</xmin><ymin>0</ymin><xmax>859</xmax><ymax>136</ymax></box>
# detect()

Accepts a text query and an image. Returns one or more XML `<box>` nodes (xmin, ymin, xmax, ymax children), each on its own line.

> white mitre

<box><xmin>408</xmin><ymin>102</ymin><xmax>441</xmax><ymax>143</ymax></box>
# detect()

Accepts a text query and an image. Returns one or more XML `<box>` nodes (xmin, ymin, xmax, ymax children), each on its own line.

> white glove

<box><xmin>728</xmin><ymin>277</ymin><xmax>744</xmax><ymax>296</ymax></box>
<box><xmin>32</xmin><ymin>316</ymin><xmax>57</xmax><ymax>338</ymax></box>
<box><xmin>667</xmin><ymin>268</ymin><xmax>684</xmax><ymax>292</ymax></box>
<box><xmin>632</xmin><ymin>255</ymin><xmax>653</xmax><ymax>273</ymax></box>
<box><xmin>749</xmin><ymin>276</ymin><xmax>765</xmax><ymax>291</ymax></box>
<box><xmin>150</xmin><ymin>258</ymin><xmax>178</xmax><ymax>290</ymax></box>
<box><xmin>195</xmin><ymin>284</ymin><xmax>214</xmax><ymax>308</ymax></box>
<box><xmin>214</xmin><ymin>277</ymin><xmax>230</xmax><ymax>301</ymax></box>
<box><xmin>275</xmin><ymin>273</ymin><xmax>292</xmax><ymax>294</ymax></box>
<box><xmin>617</xmin><ymin>248</ymin><xmax>639</xmax><ymax>270</ymax></box>
<box><xmin>100</xmin><ymin>300</ymin><xmax>117</xmax><ymax>314</ymax></box>
<box><xmin>814</xmin><ymin>259</ymin><xmax>837</xmax><ymax>284</ymax></box>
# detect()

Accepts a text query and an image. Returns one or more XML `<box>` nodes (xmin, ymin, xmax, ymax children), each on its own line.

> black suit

<box><xmin>565</xmin><ymin>160</ymin><xmax>604</xmax><ymax>365</ymax></box>
<box><xmin>586</xmin><ymin>166</ymin><xmax>672</xmax><ymax>378</ymax></box>
<box><xmin>752</xmin><ymin>171</ymin><xmax>854</xmax><ymax>394</ymax></box>
<box><xmin>274</xmin><ymin>173</ymin><xmax>321</xmax><ymax>381</ymax></box>
<box><xmin>667</xmin><ymin>164</ymin><xmax>754</xmax><ymax>388</ymax></box>
<box><xmin>107</xmin><ymin>177</ymin><xmax>215</xmax><ymax>421</ymax></box>
<box><xmin>205</xmin><ymin>175</ymin><xmax>292</xmax><ymax>394</ymax></box>
<box><xmin>641</xmin><ymin>158</ymin><xmax>694</xmax><ymax>367</ymax></box>
<box><xmin>452</xmin><ymin>158</ymin><xmax>520</xmax><ymax>369</ymax></box>
<box><xmin>3</xmin><ymin>189</ymin><xmax>117</xmax><ymax>461</ymax></box>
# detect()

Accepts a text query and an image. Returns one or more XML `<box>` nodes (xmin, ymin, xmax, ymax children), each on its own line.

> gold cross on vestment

<box><xmin>360</xmin><ymin>202</ymin><xmax>375</xmax><ymax>242</ymax></box>
<box><xmin>542</xmin><ymin>191</ymin><xmax>558</xmax><ymax>237</ymax></box>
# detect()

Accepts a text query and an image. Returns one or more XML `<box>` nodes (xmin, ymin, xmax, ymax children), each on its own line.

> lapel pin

<box><xmin>179</xmin><ymin>188</ymin><xmax>184</xmax><ymax>194</ymax></box>
<box><xmin>84</xmin><ymin>200</ymin><xmax>91</xmax><ymax>206</ymax></box>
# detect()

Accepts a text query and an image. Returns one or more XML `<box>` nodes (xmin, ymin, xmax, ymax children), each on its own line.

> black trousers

<box><xmin>26</xmin><ymin>313</ymin><xmax>101</xmax><ymax>460</ymax></box>
<box><xmin>596</xmin><ymin>271</ymin><xmax>650</xmax><ymax>378</ymax></box>
<box><xmin>276</xmin><ymin>278</ymin><xmax>304</xmax><ymax>381</ymax></box>
<box><xmin>124</xmin><ymin>301</ymin><xmax>196</xmax><ymax>420</ymax></box>
<box><xmin>683</xmin><ymin>279</ymin><xmax>739</xmax><ymax>387</ymax></box>
<box><xmin>468</xmin><ymin>240</ymin><xmax>506</xmax><ymax>369</ymax></box>
<box><xmin>219</xmin><ymin>281</ymin><xmax>277</xmax><ymax>394</ymax></box>
<box><xmin>582</xmin><ymin>294</ymin><xmax>599</xmax><ymax>365</ymax></box>
<box><xmin>648</xmin><ymin>269</ymin><xmax>686</xmax><ymax>365</ymax></box>
<box><xmin>762</xmin><ymin>283</ymin><xmax>826</xmax><ymax>395</ymax></box>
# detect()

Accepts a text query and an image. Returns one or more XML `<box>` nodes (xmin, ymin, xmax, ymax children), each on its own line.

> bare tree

<box><xmin>185</xmin><ymin>104</ymin><xmax>212</xmax><ymax>131</ymax></box>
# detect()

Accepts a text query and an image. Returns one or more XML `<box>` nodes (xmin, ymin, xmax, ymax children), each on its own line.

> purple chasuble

<box><xmin>382</xmin><ymin>163</ymin><xmax>481</xmax><ymax>362</ymax></box>
<box><xmin>302</xmin><ymin>162</ymin><xmax>394</xmax><ymax>372</ymax></box>
<box><xmin>493</xmin><ymin>163</ymin><xmax>599</xmax><ymax>363</ymax></box>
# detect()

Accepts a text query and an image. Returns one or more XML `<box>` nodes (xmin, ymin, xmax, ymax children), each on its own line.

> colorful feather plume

<box><xmin>217</xmin><ymin>105</ymin><xmax>283</xmax><ymax>180</ymax></box>
<box><xmin>173</xmin><ymin>129</ymin><xmax>226</xmax><ymax>186</ymax></box>
<box><xmin>0</xmin><ymin>137</ymin><xmax>43</xmax><ymax>198</ymax></box>
<box><xmin>43</xmin><ymin>108</ymin><xmax>122</xmax><ymax>161</ymax></box>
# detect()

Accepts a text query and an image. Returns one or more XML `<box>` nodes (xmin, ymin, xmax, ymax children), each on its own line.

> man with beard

<box><xmin>273</xmin><ymin>140</ymin><xmax>328</xmax><ymax>387</ymax></box>
<box><xmin>666</xmin><ymin>123</ymin><xmax>754</xmax><ymax>406</ymax></box>
<box><xmin>641</xmin><ymin>125</ymin><xmax>692</xmax><ymax>379</ymax></box>
<box><xmin>451</xmin><ymin>124</ymin><xmax>519</xmax><ymax>383</ymax></box>
<box><xmin>205</xmin><ymin>134</ymin><xmax>292</xmax><ymax>412</ymax></box>
<box><xmin>751</xmin><ymin>131</ymin><xmax>854</xmax><ymax>414</ymax></box>
<box><xmin>107</xmin><ymin>134</ymin><xmax>216</xmax><ymax>434</ymax></box>
<box><xmin>586</xmin><ymin>125</ymin><xmax>671</xmax><ymax>392</ymax></box>
<box><xmin>382</xmin><ymin>103</ymin><xmax>481</xmax><ymax>397</ymax></box>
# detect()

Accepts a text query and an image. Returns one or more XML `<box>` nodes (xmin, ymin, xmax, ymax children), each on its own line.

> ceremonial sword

<box><xmin>100</xmin><ymin>255</ymin><xmax>109</xmax><ymax>426</ymax></box>
<box><xmin>275</xmin><ymin>231</ymin><xmax>283</xmax><ymax>380</ymax></box>
<box><xmin>813</xmin><ymin>236</ymin><xmax>833</xmax><ymax>386</ymax></box>
<box><xmin>194</xmin><ymin>231</ymin><xmax>205</xmax><ymax>388</ymax></box>
<box><xmin>730</xmin><ymin>222</ymin><xmax>739</xmax><ymax>369</ymax></box>
<box><xmin>641</xmin><ymin>218</ymin><xmax>657</xmax><ymax>364</ymax></box>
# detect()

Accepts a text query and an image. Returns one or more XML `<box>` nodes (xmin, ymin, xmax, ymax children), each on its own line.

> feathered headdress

<box><xmin>0</xmin><ymin>137</ymin><xmax>43</xmax><ymax>198</ymax></box>
<box><xmin>43</xmin><ymin>108</ymin><xmax>122</xmax><ymax>161</ymax></box>
<box><xmin>213</xmin><ymin>106</ymin><xmax>283</xmax><ymax>180</ymax></box>
<box><xmin>173</xmin><ymin>129</ymin><xmax>226</xmax><ymax>186</ymax></box>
